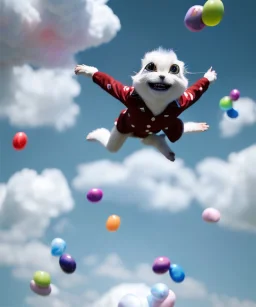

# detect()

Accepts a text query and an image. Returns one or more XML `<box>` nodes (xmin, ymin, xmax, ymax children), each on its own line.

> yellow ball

<box><xmin>202</xmin><ymin>0</ymin><xmax>224</xmax><ymax>26</ymax></box>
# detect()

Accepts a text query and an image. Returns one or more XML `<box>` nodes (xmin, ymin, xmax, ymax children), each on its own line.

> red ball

<box><xmin>12</xmin><ymin>132</ymin><xmax>28</xmax><ymax>150</ymax></box>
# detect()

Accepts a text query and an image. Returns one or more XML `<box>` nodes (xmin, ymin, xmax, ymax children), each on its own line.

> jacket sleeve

<box><xmin>92</xmin><ymin>71</ymin><xmax>132</xmax><ymax>106</ymax></box>
<box><xmin>178</xmin><ymin>77</ymin><xmax>210</xmax><ymax>110</ymax></box>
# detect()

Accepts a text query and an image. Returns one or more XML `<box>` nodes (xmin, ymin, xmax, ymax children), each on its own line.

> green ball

<box><xmin>202</xmin><ymin>0</ymin><xmax>224</xmax><ymax>26</ymax></box>
<box><xmin>219</xmin><ymin>96</ymin><xmax>233</xmax><ymax>111</ymax></box>
<box><xmin>33</xmin><ymin>271</ymin><xmax>51</xmax><ymax>287</ymax></box>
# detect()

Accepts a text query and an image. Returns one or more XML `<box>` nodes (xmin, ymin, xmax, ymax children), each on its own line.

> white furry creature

<box><xmin>75</xmin><ymin>48</ymin><xmax>217</xmax><ymax>161</ymax></box>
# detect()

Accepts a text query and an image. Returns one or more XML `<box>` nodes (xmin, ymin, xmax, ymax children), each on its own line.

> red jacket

<box><xmin>93</xmin><ymin>72</ymin><xmax>210</xmax><ymax>143</ymax></box>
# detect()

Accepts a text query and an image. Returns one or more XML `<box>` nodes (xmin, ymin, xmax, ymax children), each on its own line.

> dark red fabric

<box><xmin>93</xmin><ymin>72</ymin><xmax>209</xmax><ymax>143</ymax></box>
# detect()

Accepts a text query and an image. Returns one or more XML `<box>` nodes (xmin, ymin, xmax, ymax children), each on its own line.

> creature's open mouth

<box><xmin>147</xmin><ymin>82</ymin><xmax>172</xmax><ymax>91</ymax></box>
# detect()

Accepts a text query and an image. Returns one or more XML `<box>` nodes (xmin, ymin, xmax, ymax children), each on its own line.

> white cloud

<box><xmin>73</xmin><ymin>145</ymin><xmax>256</xmax><ymax>233</ymax></box>
<box><xmin>0</xmin><ymin>0</ymin><xmax>121</xmax><ymax>130</ymax></box>
<box><xmin>26</xmin><ymin>284</ymin><xmax>149</xmax><ymax>307</ymax></box>
<box><xmin>83</xmin><ymin>254</ymin><xmax>99</xmax><ymax>266</ymax></box>
<box><xmin>72</xmin><ymin>149</ymin><xmax>196</xmax><ymax>212</ymax></box>
<box><xmin>52</xmin><ymin>218</ymin><xmax>73</xmax><ymax>234</ymax></box>
<box><xmin>0</xmin><ymin>240</ymin><xmax>86</xmax><ymax>289</ymax></box>
<box><xmin>195</xmin><ymin>144</ymin><xmax>256</xmax><ymax>232</ymax></box>
<box><xmin>90</xmin><ymin>283</ymin><xmax>150</xmax><ymax>307</ymax></box>
<box><xmin>0</xmin><ymin>168</ymin><xmax>74</xmax><ymax>242</ymax></box>
<box><xmin>219</xmin><ymin>98</ymin><xmax>256</xmax><ymax>137</ymax></box>
<box><xmin>0</xmin><ymin>168</ymin><xmax>86</xmax><ymax>289</ymax></box>
<box><xmin>93</xmin><ymin>253</ymin><xmax>208</xmax><ymax>300</ymax></box>
<box><xmin>0</xmin><ymin>66</ymin><xmax>80</xmax><ymax>131</ymax></box>
<box><xmin>210</xmin><ymin>294</ymin><xmax>256</xmax><ymax>307</ymax></box>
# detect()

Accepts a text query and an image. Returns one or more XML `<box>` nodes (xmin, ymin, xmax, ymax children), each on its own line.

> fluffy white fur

<box><xmin>75</xmin><ymin>48</ymin><xmax>216</xmax><ymax>162</ymax></box>
<box><xmin>132</xmin><ymin>48</ymin><xmax>188</xmax><ymax>115</ymax></box>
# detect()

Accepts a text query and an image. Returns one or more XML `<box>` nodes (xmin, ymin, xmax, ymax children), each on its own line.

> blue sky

<box><xmin>0</xmin><ymin>0</ymin><xmax>256</xmax><ymax>306</ymax></box>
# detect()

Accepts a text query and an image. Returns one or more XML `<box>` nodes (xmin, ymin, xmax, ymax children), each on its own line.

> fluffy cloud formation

<box><xmin>26</xmin><ymin>255</ymin><xmax>256</xmax><ymax>307</ymax></box>
<box><xmin>0</xmin><ymin>169</ymin><xmax>85</xmax><ymax>288</ymax></box>
<box><xmin>26</xmin><ymin>283</ymin><xmax>148</xmax><ymax>307</ymax></box>
<box><xmin>210</xmin><ymin>295</ymin><xmax>256</xmax><ymax>307</ymax></box>
<box><xmin>73</xmin><ymin>145</ymin><xmax>256</xmax><ymax>232</ymax></box>
<box><xmin>73</xmin><ymin>149</ymin><xmax>196</xmax><ymax>212</ymax></box>
<box><xmin>22</xmin><ymin>249</ymin><xmax>256</xmax><ymax>306</ymax></box>
<box><xmin>0</xmin><ymin>66</ymin><xmax>80</xmax><ymax>131</ymax></box>
<box><xmin>0</xmin><ymin>0</ymin><xmax>120</xmax><ymax>129</ymax></box>
<box><xmin>194</xmin><ymin>144</ymin><xmax>256</xmax><ymax>232</ymax></box>
<box><xmin>219</xmin><ymin>98</ymin><xmax>256</xmax><ymax>137</ymax></box>
<box><xmin>0</xmin><ymin>168</ymin><xmax>74</xmax><ymax>242</ymax></box>
<box><xmin>88</xmin><ymin>253</ymin><xmax>208</xmax><ymax>300</ymax></box>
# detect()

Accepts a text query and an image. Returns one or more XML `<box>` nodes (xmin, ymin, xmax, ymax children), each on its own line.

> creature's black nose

<box><xmin>159</xmin><ymin>75</ymin><xmax>165</xmax><ymax>80</ymax></box>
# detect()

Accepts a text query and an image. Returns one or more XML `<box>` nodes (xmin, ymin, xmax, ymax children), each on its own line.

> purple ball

<box><xmin>184</xmin><ymin>5</ymin><xmax>206</xmax><ymax>32</ymax></box>
<box><xmin>152</xmin><ymin>257</ymin><xmax>171</xmax><ymax>274</ymax></box>
<box><xmin>229</xmin><ymin>89</ymin><xmax>240</xmax><ymax>101</ymax></box>
<box><xmin>86</xmin><ymin>188</ymin><xmax>103</xmax><ymax>203</ymax></box>
<box><xmin>59</xmin><ymin>254</ymin><xmax>76</xmax><ymax>274</ymax></box>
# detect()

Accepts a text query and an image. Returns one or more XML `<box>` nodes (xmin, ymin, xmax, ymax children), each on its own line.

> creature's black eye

<box><xmin>145</xmin><ymin>62</ymin><xmax>157</xmax><ymax>72</ymax></box>
<box><xmin>169</xmin><ymin>64</ymin><xmax>180</xmax><ymax>74</ymax></box>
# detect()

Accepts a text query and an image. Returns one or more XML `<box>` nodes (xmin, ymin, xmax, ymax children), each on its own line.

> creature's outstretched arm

<box><xmin>179</xmin><ymin>67</ymin><xmax>217</xmax><ymax>110</ymax></box>
<box><xmin>75</xmin><ymin>64</ymin><xmax>132</xmax><ymax>105</ymax></box>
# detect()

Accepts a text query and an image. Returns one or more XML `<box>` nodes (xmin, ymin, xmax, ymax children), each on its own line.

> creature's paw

<box><xmin>184</xmin><ymin>122</ymin><xmax>209</xmax><ymax>133</ymax></box>
<box><xmin>197</xmin><ymin>122</ymin><xmax>209</xmax><ymax>131</ymax></box>
<box><xmin>86</xmin><ymin>128</ymin><xmax>110</xmax><ymax>142</ymax></box>
<box><xmin>74</xmin><ymin>64</ymin><xmax>98</xmax><ymax>77</ymax></box>
<box><xmin>166</xmin><ymin>151</ymin><xmax>175</xmax><ymax>162</ymax></box>
<box><xmin>204</xmin><ymin>67</ymin><xmax>217</xmax><ymax>83</ymax></box>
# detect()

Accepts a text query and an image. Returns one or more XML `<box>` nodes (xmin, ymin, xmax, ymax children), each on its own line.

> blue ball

<box><xmin>226</xmin><ymin>108</ymin><xmax>239</xmax><ymax>119</ymax></box>
<box><xmin>151</xmin><ymin>283</ymin><xmax>169</xmax><ymax>301</ymax></box>
<box><xmin>169</xmin><ymin>264</ymin><xmax>185</xmax><ymax>283</ymax></box>
<box><xmin>51</xmin><ymin>238</ymin><xmax>66</xmax><ymax>257</ymax></box>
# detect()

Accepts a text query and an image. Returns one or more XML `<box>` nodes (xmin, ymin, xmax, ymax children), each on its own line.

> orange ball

<box><xmin>106</xmin><ymin>215</ymin><xmax>121</xmax><ymax>232</ymax></box>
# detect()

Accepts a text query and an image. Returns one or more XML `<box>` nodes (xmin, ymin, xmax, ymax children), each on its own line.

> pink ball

<box><xmin>157</xmin><ymin>290</ymin><xmax>176</xmax><ymax>307</ymax></box>
<box><xmin>202</xmin><ymin>208</ymin><xmax>220</xmax><ymax>223</ymax></box>
<box><xmin>184</xmin><ymin>5</ymin><xmax>205</xmax><ymax>32</ymax></box>
<box><xmin>30</xmin><ymin>280</ymin><xmax>51</xmax><ymax>296</ymax></box>
<box><xmin>229</xmin><ymin>89</ymin><xmax>240</xmax><ymax>101</ymax></box>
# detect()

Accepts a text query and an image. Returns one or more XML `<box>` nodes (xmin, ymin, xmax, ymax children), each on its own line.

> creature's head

<box><xmin>132</xmin><ymin>48</ymin><xmax>188</xmax><ymax>111</ymax></box>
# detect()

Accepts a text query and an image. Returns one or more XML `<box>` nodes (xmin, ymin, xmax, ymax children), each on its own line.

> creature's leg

<box><xmin>141</xmin><ymin>134</ymin><xmax>175</xmax><ymax>162</ymax></box>
<box><xmin>183</xmin><ymin>122</ymin><xmax>209</xmax><ymax>133</ymax></box>
<box><xmin>86</xmin><ymin>126</ymin><xmax>130</xmax><ymax>152</ymax></box>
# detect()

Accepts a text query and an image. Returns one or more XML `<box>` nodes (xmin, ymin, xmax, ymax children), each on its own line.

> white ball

<box><xmin>118</xmin><ymin>294</ymin><xmax>142</xmax><ymax>307</ymax></box>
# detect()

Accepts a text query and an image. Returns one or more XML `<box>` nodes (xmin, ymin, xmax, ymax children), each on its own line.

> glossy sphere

<box><xmin>202</xmin><ymin>0</ymin><xmax>224</xmax><ymax>26</ymax></box>
<box><xmin>118</xmin><ymin>294</ymin><xmax>142</xmax><ymax>307</ymax></box>
<box><xmin>51</xmin><ymin>238</ymin><xmax>66</xmax><ymax>257</ymax></box>
<box><xmin>219</xmin><ymin>96</ymin><xmax>233</xmax><ymax>111</ymax></box>
<box><xmin>147</xmin><ymin>290</ymin><xmax>176</xmax><ymax>307</ymax></box>
<box><xmin>229</xmin><ymin>89</ymin><xmax>240</xmax><ymax>101</ymax></box>
<box><xmin>33</xmin><ymin>271</ymin><xmax>51</xmax><ymax>287</ymax></box>
<box><xmin>169</xmin><ymin>264</ymin><xmax>185</xmax><ymax>283</ymax></box>
<box><xmin>226</xmin><ymin>108</ymin><xmax>239</xmax><ymax>119</ymax></box>
<box><xmin>151</xmin><ymin>283</ymin><xmax>169</xmax><ymax>301</ymax></box>
<box><xmin>12</xmin><ymin>132</ymin><xmax>27</xmax><ymax>150</ymax></box>
<box><xmin>59</xmin><ymin>254</ymin><xmax>76</xmax><ymax>274</ymax></box>
<box><xmin>87</xmin><ymin>188</ymin><xmax>103</xmax><ymax>202</ymax></box>
<box><xmin>30</xmin><ymin>280</ymin><xmax>51</xmax><ymax>296</ymax></box>
<box><xmin>184</xmin><ymin>6</ymin><xmax>205</xmax><ymax>32</ymax></box>
<box><xmin>152</xmin><ymin>257</ymin><xmax>171</xmax><ymax>274</ymax></box>
<box><xmin>106</xmin><ymin>215</ymin><xmax>121</xmax><ymax>232</ymax></box>
<box><xmin>158</xmin><ymin>290</ymin><xmax>176</xmax><ymax>307</ymax></box>
<box><xmin>202</xmin><ymin>208</ymin><xmax>221</xmax><ymax>222</ymax></box>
